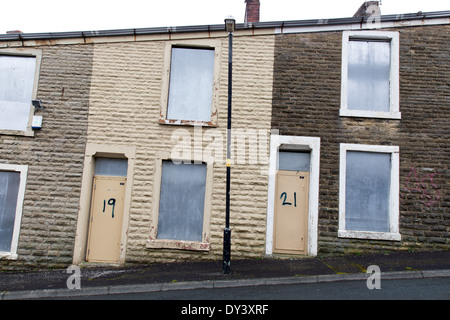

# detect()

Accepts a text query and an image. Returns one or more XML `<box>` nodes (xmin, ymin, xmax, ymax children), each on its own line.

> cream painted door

<box><xmin>86</xmin><ymin>176</ymin><xmax>126</xmax><ymax>263</ymax></box>
<box><xmin>273</xmin><ymin>171</ymin><xmax>309</xmax><ymax>255</ymax></box>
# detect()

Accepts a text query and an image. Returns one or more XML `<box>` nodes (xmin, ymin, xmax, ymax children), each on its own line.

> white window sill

<box><xmin>158</xmin><ymin>118</ymin><xmax>217</xmax><ymax>127</ymax></box>
<box><xmin>146</xmin><ymin>239</ymin><xmax>210</xmax><ymax>251</ymax></box>
<box><xmin>0</xmin><ymin>252</ymin><xmax>18</xmax><ymax>260</ymax></box>
<box><xmin>339</xmin><ymin>109</ymin><xmax>401</xmax><ymax>120</ymax></box>
<box><xmin>0</xmin><ymin>129</ymin><xmax>35</xmax><ymax>137</ymax></box>
<box><xmin>338</xmin><ymin>230</ymin><xmax>401</xmax><ymax>241</ymax></box>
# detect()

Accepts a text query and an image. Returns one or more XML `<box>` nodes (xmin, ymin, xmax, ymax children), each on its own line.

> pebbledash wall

<box><xmin>0</xmin><ymin>10</ymin><xmax>449</xmax><ymax>270</ymax></box>
<box><xmin>271</xmin><ymin>20</ymin><xmax>449</xmax><ymax>254</ymax></box>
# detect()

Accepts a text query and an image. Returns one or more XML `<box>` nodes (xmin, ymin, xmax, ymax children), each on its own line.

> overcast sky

<box><xmin>1</xmin><ymin>0</ymin><xmax>448</xmax><ymax>34</ymax></box>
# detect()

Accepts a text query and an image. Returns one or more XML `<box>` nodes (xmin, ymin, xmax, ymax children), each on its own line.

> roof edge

<box><xmin>0</xmin><ymin>10</ymin><xmax>449</xmax><ymax>42</ymax></box>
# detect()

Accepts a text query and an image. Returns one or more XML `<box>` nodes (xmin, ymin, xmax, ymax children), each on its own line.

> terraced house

<box><xmin>269</xmin><ymin>3</ymin><xmax>449</xmax><ymax>256</ymax></box>
<box><xmin>0</xmin><ymin>1</ymin><xmax>448</xmax><ymax>270</ymax></box>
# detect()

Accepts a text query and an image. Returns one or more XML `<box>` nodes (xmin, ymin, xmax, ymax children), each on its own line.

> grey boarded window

<box><xmin>0</xmin><ymin>55</ymin><xmax>36</xmax><ymax>131</ymax></box>
<box><xmin>166</xmin><ymin>47</ymin><xmax>215</xmax><ymax>122</ymax></box>
<box><xmin>345</xmin><ymin>151</ymin><xmax>391</xmax><ymax>232</ymax></box>
<box><xmin>0</xmin><ymin>171</ymin><xmax>20</xmax><ymax>252</ymax></box>
<box><xmin>347</xmin><ymin>39</ymin><xmax>390</xmax><ymax>112</ymax></box>
<box><xmin>94</xmin><ymin>158</ymin><xmax>128</xmax><ymax>177</ymax></box>
<box><xmin>157</xmin><ymin>161</ymin><xmax>207</xmax><ymax>242</ymax></box>
<box><xmin>278</xmin><ymin>151</ymin><xmax>310</xmax><ymax>172</ymax></box>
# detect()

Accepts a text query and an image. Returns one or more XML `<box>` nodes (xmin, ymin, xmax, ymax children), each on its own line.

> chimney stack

<box><xmin>353</xmin><ymin>1</ymin><xmax>381</xmax><ymax>17</ymax></box>
<box><xmin>245</xmin><ymin>0</ymin><xmax>260</xmax><ymax>23</ymax></box>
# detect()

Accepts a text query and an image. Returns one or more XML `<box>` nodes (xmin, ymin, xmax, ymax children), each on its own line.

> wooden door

<box><xmin>273</xmin><ymin>171</ymin><xmax>309</xmax><ymax>255</ymax></box>
<box><xmin>86</xmin><ymin>176</ymin><xmax>126</xmax><ymax>263</ymax></box>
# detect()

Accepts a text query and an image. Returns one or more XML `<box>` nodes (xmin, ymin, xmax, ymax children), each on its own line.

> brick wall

<box><xmin>0</xmin><ymin>44</ymin><xmax>93</xmax><ymax>270</ymax></box>
<box><xmin>245</xmin><ymin>0</ymin><xmax>261</xmax><ymax>23</ymax></box>
<box><xmin>271</xmin><ymin>25</ymin><xmax>449</xmax><ymax>254</ymax></box>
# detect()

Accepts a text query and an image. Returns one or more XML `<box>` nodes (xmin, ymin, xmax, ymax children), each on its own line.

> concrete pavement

<box><xmin>1</xmin><ymin>250</ymin><xmax>449</xmax><ymax>300</ymax></box>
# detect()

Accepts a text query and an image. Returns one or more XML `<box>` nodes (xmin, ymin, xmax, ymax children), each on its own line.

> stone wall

<box><xmin>0</xmin><ymin>44</ymin><xmax>93</xmax><ymax>270</ymax></box>
<box><xmin>1</xmin><ymin>21</ymin><xmax>447</xmax><ymax>270</ymax></box>
<box><xmin>85</xmin><ymin>34</ymin><xmax>275</xmax><ymax>263</ymax></box>
<box><xmin>271</xmin><ymin>25</ymin><xmax>449</xmax><ymax>254</ymax></box>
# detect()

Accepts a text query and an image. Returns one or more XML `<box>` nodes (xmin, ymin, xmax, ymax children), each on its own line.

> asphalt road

<box><xmin>59</xmin><ymin>276</ymin><xmax>449</xmax><ymax>300</ymax></box>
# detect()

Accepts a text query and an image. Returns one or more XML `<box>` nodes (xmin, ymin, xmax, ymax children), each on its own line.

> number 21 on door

<box><xmin>280</xmin><ymin>192</ymin><xmax>296</xmax><ymax>207</ymax></box>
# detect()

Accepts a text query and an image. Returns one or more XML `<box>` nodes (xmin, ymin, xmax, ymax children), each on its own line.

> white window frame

<box><xmin>266</xmin><ymin>134</ymin><xmax>321</xmax><ymax>256</ymax></box>
<box><xmin>340</xmin><ymin>31</ymin><xmax>400</xmax><ymax>119</ymax></box>
<box><xmin>159</xmin><ymin>39</ymin><xmax>221</xmax><ymax>127</ymax></box>
<box><xmin>0</xmin><ymin>48</ymin><xmax>42</xmax><ymax>136</ymax></box>
<box><xmin>0</xmin><ymin>164</ymin><xmax>28</xmax><ymax>260</ymax></box>
<box><xmin>339</xmin><ymin>144</ymin><xmax>401</xmax><ymax>241</ymax></box>
<box><xmin>147</xmin><ymin>151</ymin><xmax>213</xmax><ymax>251</ymax></box>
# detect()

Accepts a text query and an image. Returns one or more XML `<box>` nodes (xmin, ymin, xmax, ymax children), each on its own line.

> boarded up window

<box><xmin>278</xmin><ymin>151</ymin><xmax>310</xmax><ymax>172</ymax></box>
<box><xmin>0</xmin><ymin>55</ymin><xmax>36</xmax><ymax>131</ymax></box>
<box><xmin>157</xmin><ymin>161</ymin><xmax>207</xmax><ymax>242</ymax></box>
<box><xmin>95</xmin><ymin>158</ymin><xmax>128</xmax><ymax>177</ymax></box>
<box><xmin>166</xmin><ymin>47</ymin><xmax>215</xmax><ymax>122</ymax></box>
<box><xmin>0</xmin><ymin>171</ymin><xmax>21</xmax><ymax>252</ymax></box>
<box><xmin>347</xmin><ymin>40</ymin><xmax>391</xmax><ymax>112</ymax></box>
<box><xmin>345</xmin><ymin>151</ymin><xmax>390</xmax><ymax>232</ymax></box>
